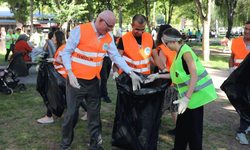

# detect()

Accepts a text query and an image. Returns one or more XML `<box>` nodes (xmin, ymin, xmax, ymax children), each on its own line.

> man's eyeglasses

<box><xmin>103</xmin><ymin>19</ymin><xmax>113</xmax><ymax>29</ymax></box>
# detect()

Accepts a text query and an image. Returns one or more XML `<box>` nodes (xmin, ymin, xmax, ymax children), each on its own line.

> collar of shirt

<box><xmin>91</xmin><ymin>21</ymin><xmax>105</xmax><ymax>40</ymax></box>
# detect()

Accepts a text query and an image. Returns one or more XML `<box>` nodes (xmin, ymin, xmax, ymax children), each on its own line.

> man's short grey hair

<box><xmin>17</xmin><ymin>34</ymin><xmax>29</xmax><ymax>42</ymax></box>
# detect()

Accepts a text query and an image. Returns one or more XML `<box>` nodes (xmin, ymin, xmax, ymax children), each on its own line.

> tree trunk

<box><xmin>167</xmin><ymin>6</ymin><xmax>173</xmax><ymax>24</ymax></box>
<box><xmin>30</xmin><ymin>0</ymin><xmax>33</xmax><ymax>37</ymax></box>
<box><xmin>144</xmin><ymin>0</ymin><xmax>151</xmax><ymax>33</ymax></box>
<box><xmin>195</xmin><ymin>0</ymin><xmax>211</xmax><ymax>62</ymax></box>
<box><xmin>119</xmin><ymin>5</ymin><xmax>122</xmax><ymax>28</ymax></box>
<box><xmin>225</xmin><ymin>0</ymin><xmax>238</xmax><ymax>39</ymax></box>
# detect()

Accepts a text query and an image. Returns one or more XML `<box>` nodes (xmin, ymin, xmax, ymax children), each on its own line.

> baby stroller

<box><xmin>0</xmin><ymin>51</ymin><xmax>29</xmax><ymax>95</ymax></box>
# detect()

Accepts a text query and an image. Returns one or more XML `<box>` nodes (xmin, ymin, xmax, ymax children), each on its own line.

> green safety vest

<box><xmin>170</xmin><ymin>44</ymin><xmax>217</xmax><ymax>109</ymax></box>
<box><xmin>5</xmin><ymin>34</ymin><xmax>15</xmax><ymax>49</ymax></box>
<box><xmin>15</xmin><ymin>33</ymin><xmax>19</xmax><ymax>42</ymax></box>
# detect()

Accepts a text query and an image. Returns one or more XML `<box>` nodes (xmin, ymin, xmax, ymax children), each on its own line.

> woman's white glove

<box><xmin>68</xmin><ymin>71</ymin><xmax>80</xmax><ymax>89</ymax></box>
<box><xmin>129</xmin><ymin>71</ymin><xmax>142</xmax><ymax>91</ymax></box>
<box><xmin>36</xmin><ymin>64</ymin><xmax>40</xmax><ymax>71</ymax></box>
<box><xmin>113</xmin><ymin>72</ymin><xmax>119</xmax><ymax>79</ymax></box>
<box><xmin>144</xmin><ymin>73</ymin><xmax>159</xmax><ymax>84</ymax></box>
<box><xmin>173</xmin><ymin>97</ymin><xmax>190</xmax><ymax>114</ymax></box>
<box><xmin>46</xmin><ymin>58</ymin><xmax>55</xmax><ymax>63</ymax></box>
<box><xmin>229</xmin><ymin>67</ymin><xmax>234</xmax><ymax>74</ymax></box>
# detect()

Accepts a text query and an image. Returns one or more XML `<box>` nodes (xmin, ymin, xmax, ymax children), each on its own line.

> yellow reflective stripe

<box><xmin>176</xmin><ymin>70</ymin><xmax>208</xmax><ymax>88</ymax></box>
<box><xmin>234</xmin><ymin>59</ymin><xmax>243</xmax><ymax>63</ymax></box>
<box><xmin>133</xmin><ymin>65</ymin><xmax>150</xmax><ymax>73</ymax></box>
<box><xmin>123</xmin><ymin>56</ymin><xmax>150</xmax><ymax>65</ymax></box>
<box><xmin>75</xmin><ymin>48</ymin><xmax>105</xmax><ymax>58</ymax></box>
<box><xmin>58</xmin><ymin>71</ymin><xmax>66</xmax><ymax>74</ymax></box>
<box><xmin>71</xmin><ymin>56</ymin><xmax>102</xmax><ymax>67</ymax></box>
<box><xmin>54</xmin><ymin>65</ymin><xmax>64</xmax><ymax>69</ymax></box>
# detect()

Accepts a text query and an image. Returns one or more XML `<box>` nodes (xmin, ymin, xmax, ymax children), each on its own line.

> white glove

<box><xmin>173</xmin><ymin>97</ymin><xmax>190</xmax><ymax>114</ymax></box>
<box><xmin>68</xmin><ymin>71</ymin><xmax>80</xmax><ymax>89</ymax></box>
<box><xmin>161</xmin><ymin>68</ymin><xmax>169</xmax><ymax>73</ymax></box>
<box><xmin>144</xmin><ymin>73</ymin><xmax>159</xmax><ymax>84</ymax></box>
<box><xmin>129</xmin><ymin>71</ymin><xmax>142</xmax><ymax>91</ymax></box>
<box><xmin>229</xmin><ymin>67</ymin><xmax>234</xmax><ymax>74</ymax></box>
<box><xmin>46</xmin><ymin>58</ymin><xmax>55</xmax><ymax>63</ymax></box>
<box><xmin>113</xmin><ymin>72</ymin><xmax>119</xmax><ymax>79</ymax></box>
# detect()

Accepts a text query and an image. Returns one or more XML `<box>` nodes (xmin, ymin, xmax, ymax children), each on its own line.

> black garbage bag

<box><xmin>221</xmin><ymin>53</ymin><xmax>250</xmax><ymax>123</ymax></box>
<box><xmin>112</xmin><ymin>72</ymin><xmax>172</xmax><ymax>150</ymax></box>
<box><xmin>36</xmin><ymin>61</ymin><xmax>66</xmax><ymax>117</ymax></box>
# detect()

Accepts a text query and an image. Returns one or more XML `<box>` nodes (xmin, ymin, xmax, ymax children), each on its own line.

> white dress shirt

<box><xmin>62</xmin><ymin>22</ymin><xmax>131</xmax><ymax>73</ymax></box>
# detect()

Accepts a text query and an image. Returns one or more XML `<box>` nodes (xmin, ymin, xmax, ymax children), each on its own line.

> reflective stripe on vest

<box><xmin>170</xmin><ymin>44</ymin><xmax>217</xmax><ymax>109</ymax></box>
<box><xmin>54</xmin><ymin>65</ymin><xmax>64</xmax><ymax>69</ymax></box>
<box><xmin>121</xmin><ymin>31</ymin><xmax>153</xmax><ymax>74</ymax></box>
<box><xmin>54</xmin><ymin>44</ymin><xmax>67</xmax><ymax>79</ymax></box>
<box><xmin>58</xmin><ymin>71</ymin><xmax>66</xmax><ymax>74</ymax></box>
<box><xmin>71</xmin><ymin>56</ymin><xmax>103</xmax><ymax>67</ymax></box>
<box><xmin>231</xmin><ymin>37</ymin><xmax>249</xmax><ymax>67</ymax></box>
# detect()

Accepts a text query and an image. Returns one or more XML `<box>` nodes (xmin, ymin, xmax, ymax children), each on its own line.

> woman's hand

<box><xmin>144</xmin><ymin>73</ymin><xmax>159</xmax><ymax>84</ymax></box>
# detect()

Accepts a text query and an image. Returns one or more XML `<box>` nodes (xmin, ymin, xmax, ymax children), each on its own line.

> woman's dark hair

<box><xmin>55</xmin><ymin>31</ymin><xmax>65</xmax><ymax>50</ymax></box>
<box><xmin>156</xmin><ymin>24</ymin><xmax>172</xmax><ymax>47</ymax></box>
<box><xmin>48</xmin><ymin>31</ymin><xmax>54</xmax><ymax>39</ymax></box>
<box><xmin>163</xmin><ymin>28</ymin><xmax>187</xmax><ymax>44</ymax></box>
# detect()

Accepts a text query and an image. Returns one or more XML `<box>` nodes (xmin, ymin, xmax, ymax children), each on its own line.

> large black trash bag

<box><xmin>36</xmin><ymin>61</ymin><xmax>66</xmax><ymax>117</ymax></box>
<box><xmin>221</xmin><ymin>53</ymin><xmax>250</xmax><ymax>123</ymax></box>
<box><xmin>112</xmin><ymin>72</ymin><xmax>172</xmax><ymax>150</ymax></box>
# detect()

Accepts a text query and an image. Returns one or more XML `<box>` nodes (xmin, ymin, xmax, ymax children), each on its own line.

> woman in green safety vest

<box><xmin>145</xmin><ymin>28</ymin><xmax>217</xmax><ymax>150</ymax></box>
<box><xmin>5</xmin><ymin>29</ymin><xmax>16</xmax><ymax>62</ymax></box>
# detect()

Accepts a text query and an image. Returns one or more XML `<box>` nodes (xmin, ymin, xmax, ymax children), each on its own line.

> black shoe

<box><xmin>103</xmin><ymin>96</ymin><xmax>112</xmax><ymax>103</ymax></box>
<box><xmin>167</xmin><ymin>128</ymin><xmax>176</xmax><ymax>136</ymax></box>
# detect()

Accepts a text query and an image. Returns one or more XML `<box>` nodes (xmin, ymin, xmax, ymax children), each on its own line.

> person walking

<box><xmin>113</xmin><ymin>14</ymin><xmax>166</xmax><ymax>79</ymax></box>
<box><xmin>60</xmin><ymin>10</ymin><xmax>142</xmax><ymax>150</ymax></box>
<box><xmin>5</xmin><ymin>29</ymin><xmax>16</xmax><ymax>62</ymax></box>
<box><xmin>14</xmin><ymin>27</ymin><xmax>21</xmax><ymax>42</ymax></box>
<box><xmin>145</xmin><ymin>28</ymin><xmax>217</xmax><ymax>150</ymax></box>
<box><xmin>229</xmin><ymin>20</ymin><xmax>250</xmax><ymax>145</ymax></box>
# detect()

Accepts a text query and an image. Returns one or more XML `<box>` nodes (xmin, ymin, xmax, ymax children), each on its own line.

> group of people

<box><xmin>35</xmin><ymin>10</ymin><xmax>217</xmax><ymax>150</ymax></box>
<box><xmin>5</xmin><ymin>9</ymin><xmax>248</xmax><ymax>150</ymax></box>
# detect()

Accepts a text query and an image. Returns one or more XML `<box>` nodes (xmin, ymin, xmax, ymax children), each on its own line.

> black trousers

<box><xmin>173</xmin><ymin>106</ymin><xmax>204</xmax><ymax>150</ymax></box>
<box><xmin>237</xmin><ymin>117</ymin><xmax>250</xmax><ymax>133</ymax></box>
<box><xmin>5</xmin><ymin>48</ymin><xmax>13</xmax><ymax>61</ymax></box>
<box><xmin>60</xmin><ymin>77</ymin><xmax>102</xmax><ymax>150</ymax></box>
<box><xmin>100</xmin><ymin>56</ymin><xmax>112</xmax><ymax>98</ymax></box>
<box><xmin>46</xmin><ymin>100</ymin><xmax>87</xmax><ymax>117</ymax></box>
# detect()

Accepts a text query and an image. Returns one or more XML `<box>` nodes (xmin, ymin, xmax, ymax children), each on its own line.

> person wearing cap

<box><xmin>113</xmin><ymin>14</ymin><xmax>167</xmax><ymax>79</ymax></box>
<box><xmin>60</xmin><ymin>10</ymin><xmax>142</xmax><ymax>150</ymax></box>
<box><xmin>145</xmin><ymin>28</ymin><xmax>217</xmax><ymax>150</ymax></box>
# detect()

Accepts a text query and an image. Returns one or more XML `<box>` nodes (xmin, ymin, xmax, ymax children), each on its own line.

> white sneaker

<box><xmin>245</xmin><ymin>126</ymin><xmax>250</xmax><ymax>134</ymax></box>
<box><xmin>236</xmin><ymin>133</ymin><xmax>249</xmax><ymax>145</ymax></box>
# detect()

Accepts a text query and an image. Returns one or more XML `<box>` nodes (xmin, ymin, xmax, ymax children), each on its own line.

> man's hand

<box><xmin>173</xmin><ymin>97</ymin><xmax>190</xmax><ymax>114</ymax></box>
<box><xmin>68</xmin><ymin>71</ymin><xmax>80</xmax><ymax>89</ymax></box>
<box><xmin>144</xmin><ymin>73</ymin><xmax>159</xmax><ymax>84</ymax></box>
<box><xmin>161</xmin><ymin>68</ymin><xmax>168</xmax><ymax>73</ymax></box>
<box><xmin>46</xmin><ymin>58</ymin><xmax>55</xmax><ymax>63</ymax></box>
<box><xmin>113</xmin><ymin>72</ymin><xmax>119</xmax><ymax>79</ymax></box>
<box><xmin>129</xmin><ymin>71</ymin><xmax>142</xmax><ymax>91</ymax></box>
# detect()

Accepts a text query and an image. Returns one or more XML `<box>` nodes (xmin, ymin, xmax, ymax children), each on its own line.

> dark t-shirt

<box><xmin>117</xmin><ymin>36</ymin><xmax>156</xmax><ymax>50</ymax></box>
<box><xmin>176</xmin><ymin>45</ymin><xmax>190</xmax><ymax>75</ymax></box>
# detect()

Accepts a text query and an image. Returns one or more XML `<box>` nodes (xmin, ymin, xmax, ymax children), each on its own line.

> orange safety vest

<box><xmin>71</xmin><ymin>22</ymin><xmax>112</xmax><ymax>79</ymax></box>
<box><xmin>157</xmin><ymin>44</ymin><xmax>176</xmax><ymax>86</ymax></box>
<box><xmin>54</xmin><ymin>44</ymin><xmax>67</xmax><ymax>79</ymax></box>
<box><xmin>116</xmin><ymin>37</ymin><xmax>121</xmax><ymax>44</ymax></box>
<box><xmin>119</xmin><ymin>31</ymin><xmax>153</xmax><ymax>74</ymax></box>
<box><xmin>231</xmin><ymin>37</ymin><xmax>250</xmax><ymax>67</ymax></box>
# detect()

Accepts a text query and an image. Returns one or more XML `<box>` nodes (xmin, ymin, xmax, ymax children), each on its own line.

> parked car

<box><xmin>218</xmin><ymin>27</ymin><xmax>227</xmax><ymax>35</ymax></box>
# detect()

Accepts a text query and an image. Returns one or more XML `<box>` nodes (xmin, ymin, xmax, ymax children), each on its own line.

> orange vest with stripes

<box><xmin>54</xmin><ymin>44</ymin><xmax>67</xmax><ymax>79</ymax></box>
<box><xmin>119</xmin><ymin>32</ymin><xmax>153</xmax><ymax>74</ymax></box>
<box><xmin>71</xmin><ymin>23</ymin><xmax>112</xmax><ymax>79</ymax></box>
<box><xmin>232</xmin><ymin>37</ymin><xmax>250</xmax><ymax>67</ymax></box>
